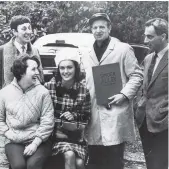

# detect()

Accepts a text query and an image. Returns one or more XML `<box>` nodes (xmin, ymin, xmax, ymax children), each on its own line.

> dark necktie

<box><xmin>147</xmin><ymin>53</ymin><xmax>158</xmax><ymax>84</ymax></box>
<box><xmin>21</xmin><ymin>45</ymin><xmax>25</xmax><ymax>53</ymax></box>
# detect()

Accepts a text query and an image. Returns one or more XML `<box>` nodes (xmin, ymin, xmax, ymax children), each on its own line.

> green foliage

<box><xmin>0</xmin><ymin>1</ymin><xmax>168</xmax><ymax>45</ymax></box>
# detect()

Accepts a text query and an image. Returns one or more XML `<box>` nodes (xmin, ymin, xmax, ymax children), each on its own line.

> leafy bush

<box><xmin>0</xmin><ymin>1</ymin><xmax>168</xmax><ymax>45</ymax></box>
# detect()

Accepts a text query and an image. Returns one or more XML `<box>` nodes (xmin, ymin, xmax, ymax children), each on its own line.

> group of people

<box><xmin>0</xmin><ymin>12</ymin><xmax>168</xmax><ymax>169</ymax></box>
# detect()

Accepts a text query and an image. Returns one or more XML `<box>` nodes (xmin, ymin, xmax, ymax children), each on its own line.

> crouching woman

<box><xmin>45</xmin><ymin>48</ymin><xmax>91</xmax><ymax>169</ymax></box>
<box><xmin>0</xmin><ymin>55</ymin><xmax>54</xmax><ymax>169</ymax></box>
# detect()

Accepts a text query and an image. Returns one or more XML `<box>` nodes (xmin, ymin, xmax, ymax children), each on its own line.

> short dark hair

<box><xmin>10</xmin><ymin>15</ymin><xmax>31</xmax><ymax>31</ymax></box>
<box><xmin>54</xmin><ymin>60</ymin><xmax>85</xmax><ymax>82</ymax></box>
<box><xmin>11</xmin><ymin>54</ymin><xmax>40</xmax><ymax>81</ymax></box>
<box><xmin>145</xmin><ymin>18</ymin><xmax>168</xmax><ymax>39</ymax></box>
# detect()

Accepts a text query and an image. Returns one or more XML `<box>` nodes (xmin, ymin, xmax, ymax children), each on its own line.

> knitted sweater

<box><xmin>0</xmin><ymin>79</ymin><xmax>54</xmax><ymax>144</ymax></box>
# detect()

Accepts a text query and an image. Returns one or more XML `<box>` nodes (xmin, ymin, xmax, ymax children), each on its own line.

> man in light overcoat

<box><xmin>82</xmin><ymin>13</ymin><xmax>143</xmax><ymax>169</ymax></box>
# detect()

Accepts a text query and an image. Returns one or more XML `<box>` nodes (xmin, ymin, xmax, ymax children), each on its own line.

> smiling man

<box><xmin>0</xmin><ymin>15</ymin><xmax>43</xmax><ymax>88</ymax></box>
<box><xmin>82</xmin><ymin>13</ymin><xmax>143</xmax><ymax>169</ymax></box>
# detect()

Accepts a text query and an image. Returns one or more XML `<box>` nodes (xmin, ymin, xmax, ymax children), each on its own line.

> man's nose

<box><xmin>26</xmin><ymin>28</ymin><xmax>32</xmax><ymax>34</ymax></box>
<box><xmin>96</xmin><ymin>27</ymin><xmax>101</xmax><ymax>32</ymax></box>
<box><xmin>144</xmin><ymin>36</ymin><xmax>149</xmax><ymax>44</ymax></box>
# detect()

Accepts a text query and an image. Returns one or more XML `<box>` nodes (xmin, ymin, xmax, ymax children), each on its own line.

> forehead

<box><xmin>59</xmin><ymin>60</ymin><xmax>74</xmax><ymax>67</ymax></box>
<box><xmin>92</xmin><ymin>20</ymin><xmax>108</xmax><ymax>27</ymax></box>
<box><xmin>17</xmin><ymin>23</ymin><xmax>31</xmax><ymax>29</ymax></box>
<box><xmin>144</xmin><ymin>25</ymin><xmax>157</xmax><ymax>36</ymax></box>
<box><xmin>26</xmin><ymin>59</ymin><xmax>38</xmax><ymax>68</ymax></box>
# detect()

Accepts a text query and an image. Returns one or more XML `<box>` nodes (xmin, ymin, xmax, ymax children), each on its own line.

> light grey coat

<box><xmin>82</xmin><ymin>37</ymin><xmax>143</xmax><ymax>145</ymax></box>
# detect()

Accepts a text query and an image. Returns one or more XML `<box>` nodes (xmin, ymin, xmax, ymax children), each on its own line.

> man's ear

<box><xmin>161</xmin><ymin>33</ymin><xmax>167</xmax><ymax>41</ymax></box>
<box><xmin>12</xmin><ymin>29</ymin><xmax>17</xmax><ymax>37</ymax></box>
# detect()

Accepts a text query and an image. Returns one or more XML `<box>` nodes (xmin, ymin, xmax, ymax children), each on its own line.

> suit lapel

<box><xmin>148</xmin><ymin>50</ymin><xmax>168</xmax><ymax>89</ymax></box>
<box><xmin>100</xmin><ymin>39</ymin><xmax>116</xmax><ymax>64</ymax></box>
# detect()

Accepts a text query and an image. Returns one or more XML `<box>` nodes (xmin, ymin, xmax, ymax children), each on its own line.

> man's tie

<box><xmin>21</xmin><ymin>45</ymin><xmax>25</xmax><ymax>53</ymax></box>
<box><xmin>147</xmin><ymin>53</ymin><xmax>158</xmax><ymax>84</ymax></box>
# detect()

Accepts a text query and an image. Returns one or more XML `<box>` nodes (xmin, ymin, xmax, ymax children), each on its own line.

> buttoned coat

<box><xmin>82</xmin><ymin>37</ymin><xmax>143</xmax><ymax>145</ymax></box>
<box><xmin>135</xmin><ymin>50</ymin><xmax>168</xmax><ymax>133</ymax></box>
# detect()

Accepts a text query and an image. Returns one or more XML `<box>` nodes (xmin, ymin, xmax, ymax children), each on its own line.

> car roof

<box><xmin>33</xmin><ymin>32</ymin><xmax>95</xmax><ymax>49</ymax></box>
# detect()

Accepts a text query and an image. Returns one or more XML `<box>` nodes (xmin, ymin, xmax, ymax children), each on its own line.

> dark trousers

<box><xmin>5</xmin><ymin>140</ymin><xmax>52</xmax><ymax>169</ymax></box>
<box><xmin>139</xmin><ymin>119</ymin><xmax>168</xmax><ymax>169</ymax></box>
<box><xmin>87</xmin><ymin>144</ymin><xmax>124</xmax><ymax>169</ymax></box>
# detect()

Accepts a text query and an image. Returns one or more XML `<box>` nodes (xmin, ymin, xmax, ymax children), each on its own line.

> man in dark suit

<box><xmin>0</xmin><ymin>15</ymin><xmax>43</xmax><ymax>89</ymax></box>
<box><xmin>136</xmin><ymin>18</ymin><xmax>168</xmax><ymax>169</ymax></box>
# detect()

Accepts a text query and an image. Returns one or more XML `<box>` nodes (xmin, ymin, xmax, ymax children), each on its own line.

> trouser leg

<box><xmin>5</xmin><ymin>143</ymin><xmax>26</xmax><ymax>169</ymax></box>
<box><xmin>139</xmin><ymin>118</ymin><xmax>168</xmax><ymax>169</ymax></box>
<box><xmin>27</xmin><ymin>140</ymin><xmax>52</xmax><ymax>169</ymax></box>
<box><xmin>88</xmin><ymin>144</ymin><xmax>124</xmax><ymax>169</ymax></box>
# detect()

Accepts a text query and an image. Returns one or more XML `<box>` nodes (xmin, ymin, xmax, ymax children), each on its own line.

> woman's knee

<box><xmin>11</xmin><ymin>163</ymin><xmax>26</xmax><ymax>169</ymax></box>
<box><xmin>76</xmin><ymin>158</ymin><xmax>85</xmax><ymax>169</ymax></box>
<box><xmin>64</xmin><ymin>151</ymin><xmax>75</xmax><ymax>161</ymax></box>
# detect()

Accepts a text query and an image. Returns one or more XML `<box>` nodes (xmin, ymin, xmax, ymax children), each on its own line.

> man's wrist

<box><xmin>120</xmin><ymin>93</ymin><xmax>128</xmax><ymax>100</ymax></box>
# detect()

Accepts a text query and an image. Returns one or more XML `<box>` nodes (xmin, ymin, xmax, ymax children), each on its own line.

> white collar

<box><xmin>157</xmin><ymin>44</ymin><xmax>168</xmax><ymax>58</ymax></box>
<box><xmin>14</xmin><ymin>40</ymin><xmax>27</xmax><ymax>53</ymax></box>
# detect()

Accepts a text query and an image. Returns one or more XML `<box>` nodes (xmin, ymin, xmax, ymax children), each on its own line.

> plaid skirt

<box><xmin>52</xmin><ymin>141</ymin><xmax>88</xmax><ymax>161</ymax></box>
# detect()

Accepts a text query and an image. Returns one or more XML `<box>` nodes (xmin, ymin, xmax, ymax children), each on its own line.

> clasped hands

<box><xmin>107</xmin><ymin>93</ymin><xmax>128</xmax><ymax>109</ymax></box>
<box><xmin>60</xmin><ymin>111</ymin><xmax>74</xmax><ymax>121</ymax></box>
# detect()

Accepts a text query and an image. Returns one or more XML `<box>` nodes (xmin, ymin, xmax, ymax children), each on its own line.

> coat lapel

<box><xmin>89</xmin><ymin>48</ymin><xmax>99</xmax><ymax>65</ymax></box>
<box><xmin>100</xmin><ymin>39</ymin><xmax>116</xmax><ymax>64</ymax></box>
<box><xmin>148</xmin><ymin>50</ymin><xmax>168</xmax><ymax>89</ymax></box>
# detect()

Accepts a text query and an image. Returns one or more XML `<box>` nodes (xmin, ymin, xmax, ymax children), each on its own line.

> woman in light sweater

<box><xmin>0</xmin><ymin>55</ymin><xmax>54</xmax><ymax>169</ymax></box>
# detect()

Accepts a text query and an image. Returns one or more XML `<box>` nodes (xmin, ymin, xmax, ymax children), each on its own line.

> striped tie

<box><xmin>21</xmin><ymin>45</ymin><xmax>25</xmax><ymax>53</ymax></box>
<box><xmin>148</xmin><ymin>53</ymin><xmax>158</xmax><ymax>84</ymax></box>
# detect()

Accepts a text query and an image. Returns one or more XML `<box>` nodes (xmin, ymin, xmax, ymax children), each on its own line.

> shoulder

<box><xmin>115</xmin><ymin>41</ymin><xmax>133</xmax><ymax>52</ymax></box>
<box><xmin>144</xmin><ymin>52</ymin><xmax>153</xmax><ymax>62</ymax></box>
<box><xmin>0</xmin><ymin>84</ymin><xmax>13</xmax><ymax>97</ymax></box>
<box><xmin>0</xmin><ymin>45</ymin><xmax>4</xmax><ymax>51</ymax></box>
<box><xmin>31</xmin><ymin>44</ymin><xmax>39</xmax><ymax>52</ymax></box>
<box><xmin>34</xmin><ymin>83</ymin><xmax>50</xmax><ymax>96</ymax></box>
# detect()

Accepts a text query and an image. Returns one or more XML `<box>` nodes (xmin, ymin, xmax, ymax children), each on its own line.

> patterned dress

<box><xmin>45</xmin><ymin>78</ymin><xmax>91</xmax><ymax>161</ymax></box>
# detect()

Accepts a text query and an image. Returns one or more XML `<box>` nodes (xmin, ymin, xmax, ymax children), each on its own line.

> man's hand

<box><xmin>108</xmin><ymin>93</ymin><xmax>128</xmax><ymax>108</ymax></box>
<box><xmin>60</xmin><ymin>111</ymin><xmax>74</xmax><ymax>121</ymax></box>
<box><xmin>23</xmin><ymin>143</ymin><xmax>38</xmax><ymax>156</ymax></box>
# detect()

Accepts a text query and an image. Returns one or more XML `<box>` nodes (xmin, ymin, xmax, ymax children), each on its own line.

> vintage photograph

<box><xmin>0</xmin><ymin>1</ymin><xmax>168</xmax><ymax>169</ymax></box>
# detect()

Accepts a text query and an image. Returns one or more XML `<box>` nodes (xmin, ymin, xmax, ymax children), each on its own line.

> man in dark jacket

<box><xmin>136</xmin><ymin>18</ymin><xmax>168</xmax><ymax>169</ymax></box>
<box><xmin>0</xmin><ymin>15</ymin><xmax>43</xmax><ymax>89</ymax></box>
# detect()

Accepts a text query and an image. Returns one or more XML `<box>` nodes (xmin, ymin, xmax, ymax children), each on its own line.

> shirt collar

<box><xmin>11</xmin><ymin>77</ymin><xmax>39</xmax><ymax>93</ymax></box>
<box><xmin>14</xmin><ymin>40</ymin><xmax>27</xmax><ymax>53</ymax></box>
<box><xmin>94</xmin><ymin>36</ymin><xmax>111</xmax><ymax>48</ymax></box>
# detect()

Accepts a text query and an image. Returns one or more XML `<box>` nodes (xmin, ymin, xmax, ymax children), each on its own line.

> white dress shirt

<box><xmin>14</xmin><ymin>40</ymin><xmax>27</xmax><ymax>54</ymax></box>
<box><xmin>153</xmin><ymin>44</ymin><xmax>168</xmax><ymax>75</ymax></box>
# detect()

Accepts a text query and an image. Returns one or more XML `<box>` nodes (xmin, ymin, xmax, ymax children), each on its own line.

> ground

<box><xmin>124</xmin><ymin>126</ymin><xmax>147</xmax><ymax>169</ymax></box>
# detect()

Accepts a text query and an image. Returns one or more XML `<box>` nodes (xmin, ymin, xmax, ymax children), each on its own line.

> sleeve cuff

<box><xmin>120</xmin><ymin>92</ymin><xmax>129</xmax><ymax>100</ymax></box>
<box><xmin>32</xmin><ymin>137</ymin><xmax>42</xmax><ymax>147</ymax></box>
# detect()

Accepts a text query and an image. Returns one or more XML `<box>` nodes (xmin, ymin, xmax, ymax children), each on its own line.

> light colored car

<box><xmin>33</xmin><ymin>33</ymin><xmax>149</xmax><ymax>82</ymax></box>
<box><xmin>33</xmin><ymin>33</ymin><xmax>95</xmax><ymax>81</ymax></box>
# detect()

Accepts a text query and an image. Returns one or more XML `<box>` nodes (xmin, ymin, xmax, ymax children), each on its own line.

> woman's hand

<box><xmin>23</xmin><ymin>143</ymin><xmax>38</xmax><ymax>156</ymax></box>
<box><xmin>60</xmin><ymin>111</ymin><xmax>74</xmax><ymax>121</ymax></box>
